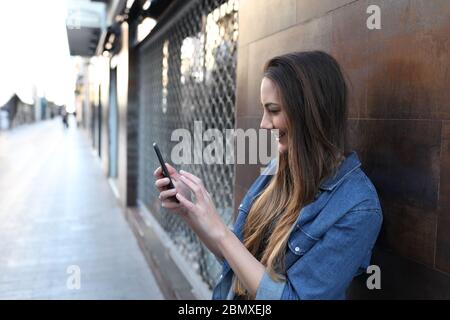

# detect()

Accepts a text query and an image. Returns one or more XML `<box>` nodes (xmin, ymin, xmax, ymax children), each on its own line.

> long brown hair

<box><xmin>235</xmin><ymin>51</ymin><xmax>348</xmax><ymax>298</ymax></box>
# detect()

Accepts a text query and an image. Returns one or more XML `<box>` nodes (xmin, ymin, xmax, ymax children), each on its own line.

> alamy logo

<box><xmin>66</xmin><ymin>265</ymin><xmax>81</xmax><ymax>290</ymax></box>
<box><xmin>169</xmin><ymin>121</ymin><xmax>280</xmax><ymax>173</ymax></box>
<box><xmin>367</xmin><ymin>5</ymin><xmax>381</xmax><ymax>30</ymax></box>
<box><xmin>366</xmin><ymin>264</ymin><xmax>381</xmax><ymax>290</ymax></box>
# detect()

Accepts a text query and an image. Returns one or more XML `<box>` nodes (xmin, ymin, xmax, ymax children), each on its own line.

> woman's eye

<box><xmin>270</xmin><ymin>110</ymin><xmax>280</xmax><ymax>114</ymax></box>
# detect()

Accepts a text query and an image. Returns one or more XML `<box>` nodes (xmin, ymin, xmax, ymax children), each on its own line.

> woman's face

<box><xmin>260</xmin><ymin>77</ymin><xmax>289</xmax><ymax>154</ymax></box>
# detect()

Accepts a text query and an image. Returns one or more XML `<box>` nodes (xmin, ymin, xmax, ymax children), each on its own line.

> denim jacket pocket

<box><xmin>285</xmin><ymin>227</ymin><xmax>319</xmax><ymax>270</ymax></box>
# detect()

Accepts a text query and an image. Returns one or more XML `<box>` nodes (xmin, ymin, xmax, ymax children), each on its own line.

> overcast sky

<box><xmin>0</xmin><ymin>0</ymin><xmax>76</xmax><ymax>109</ymax></box>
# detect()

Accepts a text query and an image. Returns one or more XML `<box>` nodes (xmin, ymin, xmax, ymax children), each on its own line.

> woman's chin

<box><xmin>278</xmin><ymin>142</ymin><xmax>288</xmax><ymax>154</ymax></box>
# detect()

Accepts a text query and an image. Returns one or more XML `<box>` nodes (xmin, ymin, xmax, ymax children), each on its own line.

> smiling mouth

<box><xmin>274</xmin><ymin>131</ymin><xmax>286</xmax><ymax>140</ymax></box>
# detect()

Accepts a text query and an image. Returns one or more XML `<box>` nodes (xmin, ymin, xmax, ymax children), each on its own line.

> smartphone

<box><xmin>153</xmin><ymin>142</ymin><xmax>179</xmax><ymax>203</ymax></box>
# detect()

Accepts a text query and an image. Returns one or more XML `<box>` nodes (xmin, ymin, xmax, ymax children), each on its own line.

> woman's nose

<box><xmin>260</xmin><ymin>113</ymin><xmax>273</xmax><ymax>130</ymax></box>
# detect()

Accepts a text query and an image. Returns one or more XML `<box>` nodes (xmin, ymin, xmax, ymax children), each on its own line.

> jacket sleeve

<box><xmin>255</xmin><ymin>208</ymin><xmax>383</xmax><ymax>300</ymax></box>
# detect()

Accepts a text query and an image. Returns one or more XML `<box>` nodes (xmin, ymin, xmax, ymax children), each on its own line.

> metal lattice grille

<box><xmin>138</xmin><ymin>0</ymin><xmax>239</xmax><ymax>289</ymax></box>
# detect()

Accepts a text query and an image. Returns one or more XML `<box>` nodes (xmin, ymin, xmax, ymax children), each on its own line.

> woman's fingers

<box><xmin>160</xmin><ymin>191</ymin><xmax>193</xmax><ymax>214</ymax></box>
<box><xmin>175</xmin><ymin>192</ymin><xmax>196</xmax><ymax>212</ymax></box>
<box><xmin>159</xmin><ymin>188</ymin><xmax>177</xmax><ymax>200</ymax></box>
<box><xmin>179</xmin><ymin>170</ymin><xmax>203</xmax><ymax>186</ymax></box>
<box><xmin>161</xmin><ymin>200</ymin><xmax>182</xmax><ymax>210</ymax></box>
<box><xmin>154</xmin><ymin>163</ymin><xmax>179</xmax><ymax>180</ymax></box>
<box><xmin>179</xmin><ymin>175</ymin><xmax>204</xmax><ymax>200</ymax></box>
<box><xmin>179</xmin><ymin>170</ymin><xmax>211</xmax><ymax>201</ymax></box>
<box><xmin>154</xmin><ymin>177</ymin><xmax>171</xmax><ymax>191</ymax></box>
<box><xmin>153</xmin><ymin>166</ymin><xmax>168</xmax><ymax>179</ymax></box>
<box><xmin>165</xmin><ymin>163</ymin><xmax>179</xmax><ymax>177</ymax></box>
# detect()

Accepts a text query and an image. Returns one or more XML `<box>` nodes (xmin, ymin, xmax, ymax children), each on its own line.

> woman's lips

<box><xmin>275</xmin><ymin>131</ymin><xmax>286</xmax><ymax>141</ymax></box>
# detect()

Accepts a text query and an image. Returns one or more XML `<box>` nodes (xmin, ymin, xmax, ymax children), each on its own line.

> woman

<box><xmin>154</xmin><ymin>51</ymin><xmax>383</xmax><ymax>300</ymax></box>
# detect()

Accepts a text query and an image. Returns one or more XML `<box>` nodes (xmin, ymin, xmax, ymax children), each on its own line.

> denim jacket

<box><xmin>212</xmin><ymin>151</ymin><xmax>383</xmax><ymax>300</ymax></box>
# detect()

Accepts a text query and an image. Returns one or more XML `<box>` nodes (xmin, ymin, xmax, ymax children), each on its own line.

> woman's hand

<box><xmin>176</xmin><ymin>171</ymin><xmax>266</xmax><ymax>295</ymax></box>
<box><xmin>175</xmin><ymin>170</ymin><xmax>230</xmax><ymax>251</ymax></box>
<box><xmin>155</xmin><ymin>166</ymin><xmax>265</xmax><ymax>294</ymax></box>
<box><xmin>154</xmin><ymin>163</ymin><xmax>191</xmax><ymax>216</ymax></box>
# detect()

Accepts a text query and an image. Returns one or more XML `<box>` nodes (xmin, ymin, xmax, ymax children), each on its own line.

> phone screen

<box><xmin>153</xmin><ymin>142</ymin><xmax>179</xmax><ymax>203</ymax></box>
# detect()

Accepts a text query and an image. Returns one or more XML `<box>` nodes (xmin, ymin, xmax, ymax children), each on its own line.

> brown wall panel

<box><xmin>296</xmin><ymin>0</ymin><xmax>355</xmax><ymax>24</ymax></box>
<box><xmin>235</xmin><ymin>0</ymin><xmax>450</xmax><ymax>298</ymax></box>
<box><xmin>235</xmin><ymin>45</ymin><xmax>250</xmax><ymax>118</ymax></box>
<box><xmin>330</xmin><ymin>0</ymin><xmax>369</xmax><ymax>119</ymax></box>
<box><xmin>238</xmin><ymin>0</ymin><xmax>297</xmax><ymax>47</ymax></box>
<box><xmin>365</xmin><ymin>0</ymin><xmax>450</xmax><ymax>120</ymax></box>
<box><xmin>347</xmin><ymin>119</ymin><xmax>441</xmax><ymax>211</ymax></box>
<box><xmin>348</xmin><ymin>247</ymin><xmax>450</xmax><ymax>299</ymax></box>
<box><xmin>347</xmin><ymin>119</ymin><xmax>441</xmax><ymax>266</ymax></box>
<box><xmin>436</xmin><ymin>121</ymin><xmax>450</xmax><ymax>273</ymax></box>
<box><xmin>436</xmin><ymin>217</ymin><xmax>450</xmax><ymax>274</ymax></box>
<box><xmin>377</xmin><ymin>203</ymin><xmax>437</xmax><ymax>267</ymax></box>
<box><xmin>244</xmin><ymin>16</ymin><xmax>333</xmax><ymax>118</ymax></box>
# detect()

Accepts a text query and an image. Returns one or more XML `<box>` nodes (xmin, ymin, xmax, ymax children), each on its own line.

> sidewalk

<box><xmin>0</xmin><ymin>118</ymin><xmax>163</xmax><ymax>299</ymax></box>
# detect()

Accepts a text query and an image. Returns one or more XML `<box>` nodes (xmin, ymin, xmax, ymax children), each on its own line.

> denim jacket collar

<box><xmin>318</xmin><ymin>151</ymin><xmax>361</xmax><ymax>191</ymax></box>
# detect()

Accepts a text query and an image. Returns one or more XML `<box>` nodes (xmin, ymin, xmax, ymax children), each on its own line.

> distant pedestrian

<box><xmin>62</xmin><ymin>109</ymin><xmax>69</xmax><ymax>128</ymax></box>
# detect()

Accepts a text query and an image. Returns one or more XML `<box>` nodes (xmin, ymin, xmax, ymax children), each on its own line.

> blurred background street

<box><xmin>0</xmin><ymin>117</ymin><xmax>163</xmax><ymax>299</ymax></box>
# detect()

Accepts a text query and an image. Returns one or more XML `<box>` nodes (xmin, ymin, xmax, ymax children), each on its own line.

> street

<box><xmin>0</xmin><ymin>118</ymin><xmax>163</xmax><ymax>299</ymax></box>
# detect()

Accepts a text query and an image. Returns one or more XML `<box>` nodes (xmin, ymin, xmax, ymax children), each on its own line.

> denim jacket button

<box><xmin>294</xmin><ymin>247</ymin><xmax>300</xmax><ymax>252</ymax></box>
